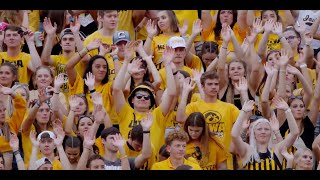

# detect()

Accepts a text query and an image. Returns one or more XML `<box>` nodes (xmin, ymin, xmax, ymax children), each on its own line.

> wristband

<box><xmin>16</xmin><ymin>158</ymin><xmax>23</xmax><ymax>163</ymax></box>
<box><xmin>13</xmin><ymin>150</ymin><xmax>20</xmax><ymax>156</ymax></box>
<box><xmin>78</xmin><ymin>52</ymin><xmax>83</xmax><ymax>58</ymax></box>
<box><xmin>54</xmin><ymin>91</ymin><xmax>60</xmax><ymax>94</ymax></box>
<box><xmin>143</xmin><ymin>130</ymin><xmax>150</xmax><ymax>134</ymax></box>
<box><xmin>85</xmin><ymin>47</ymin><xmax>89</xmax><ymax>52</ymax></box>
<box><xmin>89</xmin><ymin>89</ymin><xmax>96</xmax><ymax>94</ymax></box>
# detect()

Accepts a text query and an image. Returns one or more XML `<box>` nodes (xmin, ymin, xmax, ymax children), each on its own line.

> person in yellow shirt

<box><xmin>143</xmin><ymin>10</ymin><xmax>181</xmax><ymax>70</ymax></box>
<box><xmin>118</xmin><ymin>10</ymin><xmax>146</xmax><ymax>41</ymax></box>
<box><xmin>0</xmin><ymin>62</ymin><xmax>19</xmax><ymax>88</ymax></box>
<box><xmin>113</xmin><ymin>41</ymin><xmax>176</xmax><ymax>153</ymax></box>
<box><xmin>0</xmin><ymin>25</ymin><xmax>42</xmax><ymax>84</ymax></box>
<box><xmin>201</xmin><ymin>10</ymin><xmax>247</xmax><ymax>61</ymax></box>
<box><xmin>176</xmin><ymin>71</ymin><xmax>240</xmax><ymax>170</ymax></box>
<box><xmin>0</xmin><ymin>85</ymin><xmax>26</xmax><ymax>170</ymax></box>
<box><xmin>184</xmin><ymin>112</ymin><xmax>228</xmax><ymax>170</ymax></box>
<box><xmin>174</xmin><ymin>10</ymin><xmax>201</xmax><ymax>43</ymax></box>
<box><xmin>41</xmin><ymin>17</ymin><xmax>87</xmax><ymax>97</ymax></box>
<box><xmin>28</xmin><ymin>130</ymin><xmax>71</xmax><ymax>170</ymax></box>
<box><xmin>151</xmin><ymin>130</ymin><xmax>202</xmax><ymax>170</ymax></box>
<box><xmin>83</xmin><ymin>10</ymin><xmax>119</xmax><ymax>82</ymax></box>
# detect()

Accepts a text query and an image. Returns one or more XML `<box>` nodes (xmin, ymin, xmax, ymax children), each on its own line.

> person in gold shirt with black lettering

<box><xmin>0</xmin><ymin>25</ymin><xmax>42</xmax><ymax>84</ymax></box>
<box><xmin>151</xmin><ymin>130</ymin><xmax>201</xmax><ymax>170</ymax></box>
<box><xmin>113</xmin><ymin>41</ymin><xmax>176</xmax><ymax>154</ymax></box>
<box><xmin>176</xmin><ymin>71</ymin><xmax>240</xmax><ymax>170</ymax></box>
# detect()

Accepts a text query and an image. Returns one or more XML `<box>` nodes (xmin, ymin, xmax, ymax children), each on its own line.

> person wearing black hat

<box><xmin>113</xmin><ymin>40</ymin><xmax>176</xmax><ymax>154</ymax></box>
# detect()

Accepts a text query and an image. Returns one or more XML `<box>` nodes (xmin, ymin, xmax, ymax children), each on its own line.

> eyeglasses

<box><xmin>285</xmin><ymin>36</ymin><xmax>297</xmax><ymax>41</ymax></box>
<box><xmin>135</xmin><ymin>94</ymin><xmax>150</xmax><ymax>100</ymax></box>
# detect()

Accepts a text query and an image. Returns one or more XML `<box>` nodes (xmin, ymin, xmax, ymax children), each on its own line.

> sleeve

<box><xmin>8</xmin><ymin>93</ymin><xmax>27</xmax><ymax>133</ymax></box>
<box><xmin>150</xmin><ymin>162</ymin><xmax>160</xmax><ymax>170</ymax></box>
<box><xmin>185</xmin><ymin>103</ymin><xmax>194</xmax><ymax>117</ymax></box>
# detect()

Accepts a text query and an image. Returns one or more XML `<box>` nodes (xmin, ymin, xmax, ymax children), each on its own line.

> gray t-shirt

<box><xmin>104</xmin><ymin>158</ymin><xmax>136</xmax><ymax>170</ymax></box>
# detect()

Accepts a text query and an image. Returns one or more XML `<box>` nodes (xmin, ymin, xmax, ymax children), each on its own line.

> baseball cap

<box><xmin>37</xmin><ymin>131</ymin><xmax>56</xmax><ymax>141</ymax></box>
<box><xmin>167</xmin><ymin>36</ymin><xmax>186</xmax><ymax>49</ymax></box>
<box><xmin>0</xmin><ymin>22</ymin><xmax>9</xmax><ymax>31</ymax></box>
<box><xmin>113</xmin><ymin>31</ymin><xmax>130</xmax><ymax>44</ymax></box>
<box><xmin>30</xmin><ymin>157</ymin><xmax>52</xmax><ymax>170</ymax></box>
<box><xmin>59</xmin><ymin>28</ymin><xmax>74</xmax><ymax>39</ymax></box>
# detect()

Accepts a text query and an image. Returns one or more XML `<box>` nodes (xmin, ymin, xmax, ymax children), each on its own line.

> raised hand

<box><xmin>272</xmin><ymin>96</ymin><xmax>289</xmax><ymax>111</ymax></box>
<box><xmin>53</xmin><ymin>127</ymin><xmax>65</xmax><ymax>146</ymax></box>
<box><xmin>93</xmin><ymin>108</ymin><xmax>106</xmax><ymax>125</ymax></box>
<box><xmin>140</xmin><ymin>113</ymin><xmax>154</xmax><ymax>131</ymax></box>
<box><xmin>83</xmin><ymin>130</ymin><xmax>95</xmax><ymax>149</ymax></box>
<box><xmin>54</xmin><ymin>74</ymin><xmax>65</xmax><ymax>91</ymax></box>
<box><xmin>112</xmin><ymin>133</ymin><xmax>126</xmax><ymax>148</ymax></box>
<box><xmin>191</xmin><ymin>69</ymin><xmax>202</xmax><ymax>84</ymax></box>
<box><xmin>294</xmin><ymin>22</ymin><xmax>306</xmax><ymax>35</ymax></box>
<box><xmin>128</xmin><ymin>57</ymin><xmax>144</xmax><ymax>75</ymax></box>
<box><xmin>30</xmin><ymin>130</ymin><xmax>39</xmax><ymax>148</ymax></box>
<box><xmin>162</xmin><ymin>46</ymin><xmax>175</xmax><ymax>67</ymax></box>
<box><xmin>99</xmin><ymin>43</ymin><xmax>111</xmax><ymax>56</ymax></box>
<box><xmin>304</xmin><ymin>32</ymin><xmax>313</xmax><ymax>45</ymax></box>
<box><xmin>241</xmin><ymin>100</ymin><xmax>255</xmax><ymax>113</ymax></box>
<box><xmin>280</xmin><ymin>147</ymin><xmax>294</xmax><ymax>162</ymax></box>
<box><xmin>110</xmin><ymin>45</ymin><xmax>119</xmax><ymax>56</ymax></box>
<box><xmin>91</xmin><ymin>92</ymin><xmax>103</xmax><ymax>106</ymax></box>
<box><xmin>278</xmin><ymin>49</ymin><xmax>290</xmax><ymax>66</ymax></box>
<box><xmin>253</xmin><ymin>17</ymin><xmax>264</xmax><ymax>34</ymax></box>
<box><xmin>179</xmin><ymin>19</ymin><xmax>189</xmax><ymax>36</ymax></box>
<box><xmin>286</xmin><ymin>64</ymin><xmax>301</xmax><ymax>75</ymax></box>
<box><xmin>84</xmin><ymin>72</ymin><xmax>95</xmax><ymax>90</ymax></box>
<box><xmin>52</xmin><ymin>119</ymin><xmax>63</xmax><ymax>132</ymax></box>
<box><xmin>9</xmin><ymin>133</ymin><xmax>20</xmax><ymax>151</ymax></box>
<box><xmin>38</xmin><ymin>87</ymin><xmax>50</xmax><ymax>103</ymax></box>
<box><xmin>87</xmin><ymin>39</ymin><xmax>101</xmax><ymax>51</ymax></box>
<box><xmin>124</xmin><ymin>41</ymin><xmax>136</xmax><ymax>61</ymax></box>
<box><xmin>264</xmin><ymin>19</ymin><xmax>274</xmax><ymax>33</ymax></box>
<box><xmin>191</xmin><ymin>19</ymin><xmax>202</xmax><ymax>36</ymax></box>
<box><xmin>0</xmin><ymin>84</ymin><xmax>13</xmax><ymax>95</ymax></box>
<box><xmin>272</xmin><ymin>22</ymin><xmax>283</xmax><ymax>37</ymax></box>
<box><xmin>146</xmin><ymin>19</ymin><xmax>158</xmax><ymax>38</ymax></box>
<box><xmin>70</xmin><ymin>16</ymin><xmax>80</xmax><ymax>33</ymax></box>
<box><xmin>221</xmin><ymin>23</ymin><xmax>231</xmax><ymax>42</ymax></box>
<box><xmin>264</xmin><ymin>61</ymin><xmax>275</xmax><ymax>76</ymax></box>
<box><xmin>182</xmin><ymin>77</ymin><xmax>196</xmax><ymax>94</ymax></box>
<box><xmin>68</xmin><ymin>95</ymin><xmax>79</xmax><ymax>111</ymax></box>
<box><xmin>43</xmin><ymin>17</ymin><xmax>57</xmax><ymax>36</ymax></box>
<box><xmin>269</xmin><ymin>112</ymin><xmax>280</xmax><ymax>132</ymax></box>
<box><xmin>235</xmin><ymin>77</ymin><xmax>248</xmax><ymax>92</ymax></box>
<box><xmin>24</xmin><ymin>30</ymin><xmax>35</xmax><ymax>43</ymax></box>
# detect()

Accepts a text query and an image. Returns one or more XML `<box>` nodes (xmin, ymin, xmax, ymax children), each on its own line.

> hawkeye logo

<box><xmin>203</xmin><ymin>110</ymin><xmax>224</xmax><ymax>138</ymax></box>
<box><xmin>203</xmin><ymin>110</ymin><xmax>222</xmax><ymax>124</ymax></box>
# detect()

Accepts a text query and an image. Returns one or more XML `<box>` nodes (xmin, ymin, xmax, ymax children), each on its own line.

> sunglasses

<box><xmin>135</xmin><ymin>94</ymin><xmax>150</xmax><ymax>100</ymax></box>
<box><xmin>288</xmin><ymin>95</ymin><xmax>303</xmax><ymax>101</ymax></box>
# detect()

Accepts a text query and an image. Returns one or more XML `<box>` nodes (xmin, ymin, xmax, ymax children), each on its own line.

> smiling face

<box><xmin>0</xmin><ymin>65</ymin><xmax>17</xmax><ymax>87</ymax></box>
<box><xmin>91</xmin><ymin>58</ymin><xmax>108</xmax><ymax>82</ymax></box>
<box><xmin>35</xmin><ymin>68</ymin><xmax>53</xmax><ymax>89</ymax></box>
<box><xmin>228</xmin><ymin>61</ymin><xmax>245</xmax><ymax>81</ymax></box>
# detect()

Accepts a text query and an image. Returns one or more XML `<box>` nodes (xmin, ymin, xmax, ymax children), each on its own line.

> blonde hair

<box><xmin>0</xmin><ymin>101</ymin><xmax>10</xmax><ymax>142</ymax></box>
<box><xmin>6</xmin><ymin>83</ymin><xmax>29</xmax><ymax>117</ymax></box>
<box><xmin>293</xmin><ymin>147</ymin><xmax>314</xmax><ymax>170</ymax></box>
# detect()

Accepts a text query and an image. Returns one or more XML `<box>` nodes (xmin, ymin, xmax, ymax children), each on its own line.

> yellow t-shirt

<box><xmin>151</xmin><ymin>157</ymin><xmax>202</xmax><ymax>170</ymax></box>
<box><xmin>202</xmin><ymin>22</ymin><xmax>246</xmax><ymax>53</ymax></box>
<box><xmin>83</xmin><ymin>31</ymin><xmax>116</xmax><ymax>82</ymax></box>
<box><xmin>254</xmin><ymin>10</ymin><xmax>287</xmax><ymax>26</ymax></box>
<box><xmin>173</xmin><ymin>10</ymin><xmax>201</xmax><ymax>42</ymax></box>
<box><xmin>68</xmin><ymin>73</ymin><xmax>119</xmax><ymax>125</ymax></box>
<box><xmin>151</xmin><ymin>32</ymin><xmax>180</xmax><ymax>70</ymax></box>
<box><xmin>118</xmin><ymin>10</ymin><xmax>135</xmax><ymax>41</ymax></box>
<box><xmin>137</xmin><ymin>26</ymin><xmax>147</xmax><ymax>41</ymax></box>
<box><xmin>28</xmin><ymin>90</ymin><xmax>67</xmax><ymax>113</ymax></box>
<box><xmin>159</xmin><ymin>66</ymin><xmax>193</xmax><ymax>90</ymax></box>
<box><xmin>51</xmin><ymin>54</ymin><xmax>87</xmax><ymax>94</ymax></box>
<box><xmin>0</xmin><ymin>94</ymin><xmax>26</xmax><ymax>152</ymax></box>
<box><xmin>0</xmin><ymin>52</ymin><xmax>32</xmax><ymax>84</ymax></box>
<box><xmin>117</xmin><ymin>103</ymin><xmax>168</xmax><ymax>153</ymax></box>
<box><xmin>254</xmin><ymin>33</ymin><xmax>282</xmax><ymax>52</ymax></box>
<box><xmin>28</xmin><ymin>10</ymin><xmax>40</xmax><ymax>33</ymax></box>
<box><xmin>185</xmin><ymin>99</ymin><xmax>240</xmax><ymax>169</ymax></box>
<box><xmin>186</xmin><ymin>54</ymin><xmax>203</xmax><ymax>72</ymax></box>
<box><xmin>186</xmin><ymin>137</ymin><xmax>227</xmax><ymax>170</ymax></box>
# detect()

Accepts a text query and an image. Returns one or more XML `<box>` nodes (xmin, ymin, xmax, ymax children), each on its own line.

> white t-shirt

<box><xmin>297</xmin><ymin>10</ymin><xmax>320</xmax><ymax>49</ymax></box>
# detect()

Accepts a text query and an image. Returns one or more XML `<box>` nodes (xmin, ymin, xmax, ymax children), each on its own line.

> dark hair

<box><xmin>177</xmin><ymin>70</ymin><xmax>192</xmax><ymax>104</ymax></box>
<box><xmin>175</xmin><ymin>164</ymin><xmax>193</xmax><ymax>170</ymax></box>
<box><xmin>101</xmin><ymin>127</ymin><xmax>120</xmax><ymax>140</ymax></box>
<box><xmin>47</xmin><ymin>10</ymin><xmax>66</xmax><ymax>34</ymax></box>
<box><xmin>200</xmin><ymin>71</ymin><xmax>219</xmax><ymax>86</ymax></box>
<box><xmin>4</xmin><ymin>25</ymin><xmax>24</xmax><ymax>37</ymax></box>
<box><xmin>284</xmin><ymin>26</ymin><xmax>301</xmax><ymax>52</ymax></box>
<box><xmin>130</xmin><ymin>125</ymin><xmax>143</xmax><ymax>144</ymax></box>
<box><xmin>183</xmin><ymin>112</ymin><xmax>209</xmax><ymax>159</ymax></box>
<box><xmin>288</xmin><ymin>95</ymin><xmax>304</xmax><ymax>107</ymax></box>
<box><xmin>64</xmin><ymin>136</ymin><xmax>82</xmax><ymax>149</ymax></box>
<box><xmin>201</xmin><ymin>41</ymin><xmax>219</xmax><ymax>56</ymax></box>
<box><xmin>213</xmin><ymin>10</ymin><xmax>237</xmax><ymax>41</ymax></box>
<box><xmin>86</xmin><ymin>154</ymin><xmax>105</xmax><ymax>168</ymax></box>
<box><xmin>76</xmin><ymin>115</ymin><xmax>94</xmax><ymax>129</ymax></box>
<box><xmin>260</xmin><ymin>10</ymin><xmax>281</xmax><ymax>23</ymax></box>
<box><xmin>159</xmin><ymin>144</ymin><xmax>170</xmax><ymax>159</ymax></box>
<box><xmin>0</xmin><ymin>62</ymin><xmax>19</xmax><ymax>87</ymax></box>
<box><xmin>83</xmin><ymin>55</ymin><xmax>109</xmax><ymax>94</ymax></box>
<box><xmin>157</xmin><ymin>10</ymin><xmax>179</xmax><ymax>35</ymax></box>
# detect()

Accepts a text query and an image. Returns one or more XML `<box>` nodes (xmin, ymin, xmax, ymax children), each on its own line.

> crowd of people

<box><xmin>0</xmin><ymin>10</ymin><xmax>320</xmax><ymax>170</ymax></box>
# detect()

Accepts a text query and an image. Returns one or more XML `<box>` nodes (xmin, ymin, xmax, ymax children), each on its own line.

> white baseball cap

<box><xmin>167</xmin><ymin>36</ymin><xmax>186</xmax><ymax>49</ymax></box>
<box><xmin>30</xmin><ymin>157</ymin><xmax>52</xmax><ymax>170</ymax></box>
<box><xmin>37</xmin><ymin>131</ymin><xmax>56</xmax><ymax>141</ymax></box>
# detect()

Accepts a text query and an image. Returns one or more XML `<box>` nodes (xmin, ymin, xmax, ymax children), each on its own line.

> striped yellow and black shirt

<box><xmin>243</xmin><ymin>149</ymin><xmax>282</xmax><ymax>170</ymax></box>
